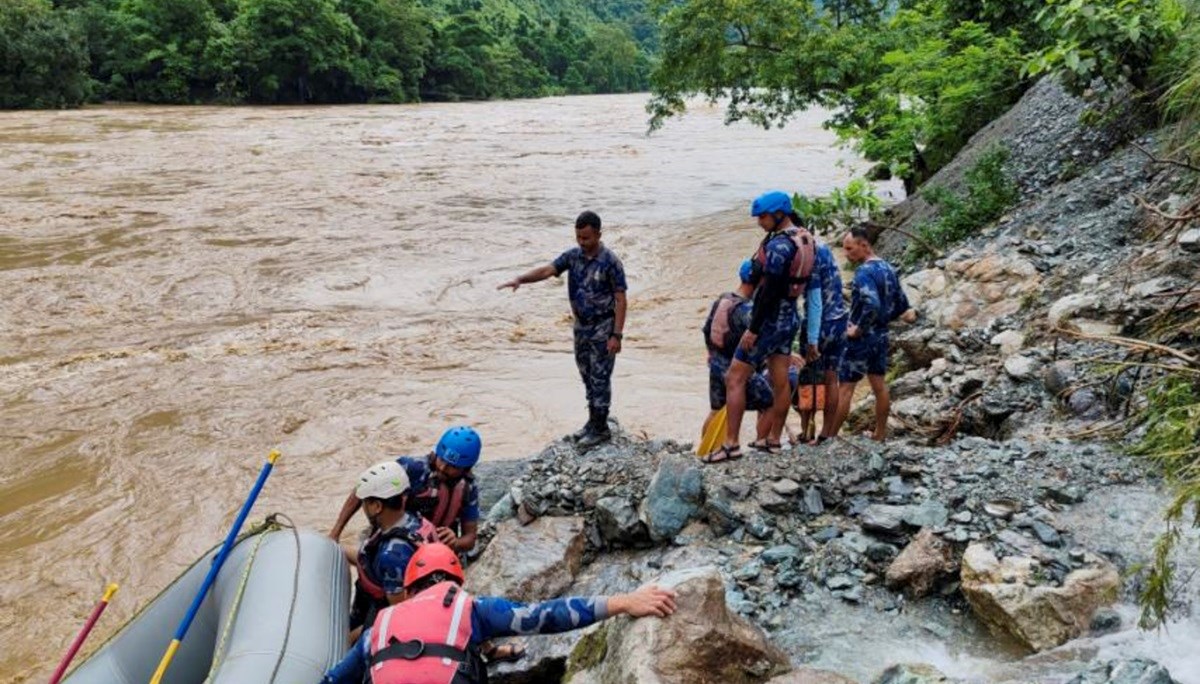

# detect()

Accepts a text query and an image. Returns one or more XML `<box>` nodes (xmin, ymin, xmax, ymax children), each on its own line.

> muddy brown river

<box><xmin>0</xmin><ymin>94</ymin><xmax>884</xmax><ymax>680</ymax></box>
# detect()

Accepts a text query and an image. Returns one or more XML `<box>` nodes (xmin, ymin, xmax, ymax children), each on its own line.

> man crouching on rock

<box><xmin>320</xmin><ymin>543</ymin><xmax>676</xmax><ymax>684</ymax></box>
<box><xmin>828</xmin><ymin>226</ymin><xmax>917</xmax><ymax>442</ymax></box>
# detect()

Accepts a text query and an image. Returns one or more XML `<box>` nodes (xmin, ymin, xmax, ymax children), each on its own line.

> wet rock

<box><xmin>873</xmin><ymin>663</ymin><xmax>957</xmax><ymax>684</ymax></box>
<box><xmin>734</xmin><ymin>561</ymin><xmax>763</xmax><ymax>582</ymax></box>
<box><xmin>885</xmin><ymin>529</ymin><xmax>958</xmax><ymax>599</ymax></box>
<box><xmin>1049</xmin><ymin>293</ymin><xmax>1101</xmax><ymax>327</ymax></box>
<box><xmin>747</xmin><ymin>515</ymin><xmax>774</xmax><ymax>541</ymax></box>
<box><xmin>861</xmin><ymin>505</ymin><xmax>907</xmax><ymax>535</ymax></box>
<box><xmin>1044</xmin><ymin>360</ymin><xmax>1077</xmax><ymax>398</ymax></box>
<box><xmin>1178</xmin><ymin>228</ymin><xmax>1200</xmax><ymax>253</ymax></box>
<box><xmin>775</xmin><ymin>567</ymin><xmax>804</xmax><ymax>589</ymax></box>
<box><xmin>1069</xmin><ymin>389</ymin><xmax>1106</xmax><ymax>419</ymax></box>
<box><xmin>762</xmin><ymin>545</ymin><xmax>801</xmax><ymax>565</ymax></box>
<box><xmin>802</xmin><ymin>486</ymin><xmax>825</xmax><ymax>515</ymax></box>
<box><xmin>960</xmin><ymin>542</ymin><xmax>1120</xmax><ymax>652</ymax></box>
<box><xmin>772</xmin><ymin>478</ymin><xmax>802</xmax><ymax>497</ymax></box>
<box><xmin>1029</xmin><ymin>520</ymin><xmax>1063</xmax><ymax>547</ymax></box>
<box><xmin>469</xmin><ymin>516</ymin><xmax>585</xmax><ymax>601</ymax></box>
<box><xmin>1090</xmin><ymin>607</ymin><xmax>1121</xmax><ymax>634</ymax></box>
<box><xmin>758</xmin><ymin>488</ymin><xmax>794</xmax><ymax>515</ymax></box>
<box><xmin>487</xmin><ymin>493</ymin><xmax>516</xmax><ymax>524</ymax></box>
<box><xmin>595</xmin><ymin>496</ymin><xmax>645</xmax><ymax>546</ymax></box>
<box><xmin>565</xmin><ymin>566</ymin><xmax>791</xmax><ymax>684</ymax></box>
<box><xmin>826</xmin><ymin>574</ymin><xmax>855</xmax><ymax>591</ymax></box>
<box><xmin>724</xmin><ymin>482</ymin><xmax>753</xmax><ymax>500</ymax></box>
<box><xmin>902</xmin><ymin>501</ymin><xmax>950</xmax><ymax>529</ymax></box>
<box><xmin>703</xmin><ymin>498</ymin><xmax>742</xmax><ymax>537</ymax></box>
<box><xmin>766</xmin><ymin>668</ymin><xmax>858</xmax><ymax>684</ymax></box>
<box><xmin>1040</xmin><ymin>483</ymin><xmax>1086</xmax><ymax>505</ymax></box>
<box><xmin>1066</xmin><ymin>658</ymin><xmax>1179</xmax><ymax>684</ymax></box>
<box><xmin>640</xmin><ymin>455</ymin><xmax>705</xmax><ymax>543</ymax></box>
<box><xmin>1004</xmin><ymin>355</ymin><xmax>1039</xmax><ymax>381</ymax></box>
<box><xmin>991</xmin><ymin>330</ymin><xmax>1024</xmax><ymax>356</ymax></box>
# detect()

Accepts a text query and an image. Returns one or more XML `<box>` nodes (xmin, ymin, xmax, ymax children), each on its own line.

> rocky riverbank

<box><xmin>465</xmin><ymin>76</ymin><xmax>1199</xmax><ymax>684</ymax></box>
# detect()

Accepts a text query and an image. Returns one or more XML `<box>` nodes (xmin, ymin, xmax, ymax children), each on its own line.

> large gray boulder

<box><xmin>640</xmin><ymin>455</ymin><xmax>705</xmax><ymax>542</ymax></box>
<box><xmin>468</xmin><ymin>516</ymin><xmax>586</xmax><ymax>602</ymax></box>
<box><xmin>564</xmin><ymin>566</ymin><xmax>790</xmax><ymax>684</ymax></box>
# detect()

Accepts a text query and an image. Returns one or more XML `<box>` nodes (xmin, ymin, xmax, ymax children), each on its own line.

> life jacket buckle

<box><xmin>391</xmin><ymin>638</ymin><xmax>426</xmax><ymax>660</ymax></box>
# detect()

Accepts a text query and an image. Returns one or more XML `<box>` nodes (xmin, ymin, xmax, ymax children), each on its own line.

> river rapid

<box><xmin>0</xmin><ymin>94</ymin><xmax>883</xmax><ymax>680</ymax></box>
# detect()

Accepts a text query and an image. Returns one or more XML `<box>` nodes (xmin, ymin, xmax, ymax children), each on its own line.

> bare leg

<box><xmin>723</xmin><ymin>360</ymin><xmax>754</xmax><ymax>448</ymax></box>
<box><xmin>765</xmin><ymin>354</ymin><xmax>791</xmax><ymax>444</ymax></box>
<box><xmin>867</xmin><ymin>373</ymin><xmax>890</xmax><ymax>441</ymax></box>
<box><xmin>829</xmin><ymin>379</ymin><xmax>859</xmax><ymax>438</ymax></box>
<box><xmin>755</xmin><ymin>410</ymin><xmax>772</xmax><ymax>441</ymax></box>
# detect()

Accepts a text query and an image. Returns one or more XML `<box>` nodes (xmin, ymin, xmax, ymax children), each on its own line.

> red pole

<box><xmin>48</xmin><ymin>583</ymin><xmax>118</xmax><ymax>684</ymax></box>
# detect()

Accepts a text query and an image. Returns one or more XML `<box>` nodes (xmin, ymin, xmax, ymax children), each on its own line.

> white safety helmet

<box><xmin>355</xmin><ymin>461</ymin><xmax>411</xmax><ymax>501</ymax></box>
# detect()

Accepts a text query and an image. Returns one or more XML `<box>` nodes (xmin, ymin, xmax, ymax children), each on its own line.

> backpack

<box><xmin>705</xmin><ymin>293</ymin><xmax>747</xmax><ymax>353</ymax></box>
<box><xmin>754</xmin><ymin>227</ymin><xmax>816</xmax><ymax>299</ymax></box>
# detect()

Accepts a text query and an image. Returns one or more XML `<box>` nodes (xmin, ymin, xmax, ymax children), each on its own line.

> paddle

<box><xmin>48</xmin><ymin>583</ymin><xmax>118</xmax><ymax>684</ymax></box>
<box><xmin>149</xmin><ymin>450</ymin><xmax>281</xmax><ymax>684</ymax></box>
<box><xmin>697</xmin><ymin>406</ymin><xmax>727</xmax><ymax>457</ymax></box>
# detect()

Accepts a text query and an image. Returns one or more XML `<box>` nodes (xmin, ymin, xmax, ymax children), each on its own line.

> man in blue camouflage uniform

<box><xmin>792</xmin><ymin>222</ymin><xmax>850</xmax><ymax>446</ymax></box>
<box><xmin>829</xmin><ymin>226</ymin><xmax>916</xmax><ymax>442</ymax></box>
<box><xmin>499</xmin><ymin>211</ymin><xmax>627</xmax><ymax>449</ymax></box>
<box><xmin>708</xmin><ymin>191</ymin><xmax>822</xmax><ymax>463</ymax></box>
<box><xmin>346</xmin><ymin>461</ymin><xmax>430</xmax><ymax>634</ymax></box>
<box><xmin>701</xmin><ymin>260</ymin><xmax>786</xmax><ymax>446</ymax></box>
<box><xmin>321</xmin><ymin>544</ymin><xmax>677</xmax><ymax>684</ymax></box>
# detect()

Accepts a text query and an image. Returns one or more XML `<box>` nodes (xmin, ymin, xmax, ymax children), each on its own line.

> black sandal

<box><xmin>748</xmin><ymin>439</ymin><xmax>782</xmax><ymax>455</ymax></box>
<box><xmin>806</xmin><ymin>435</ymin><xmax>830</xmax><ymax>447</ymax></box>
<box><xmin>701</xmin><ymin>444</ymin><xmax>742</xmax><ymax>464</ymax></box>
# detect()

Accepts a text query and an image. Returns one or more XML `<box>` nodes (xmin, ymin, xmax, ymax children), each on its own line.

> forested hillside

<box><xmin>0</xmin><ymin>0</ymin><xmax>656</xmax><ymax>107</ymax></box>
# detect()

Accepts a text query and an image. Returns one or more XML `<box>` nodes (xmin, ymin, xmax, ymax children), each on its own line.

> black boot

<box><xmin>577</xmin><ymin>408</ymin><xmax>611</xmax><ymax>449</ymax></box>
<box><xmin>569</xmin><ymin>408</ymin><xmax>597</xmax><ymax>443</ymax></box>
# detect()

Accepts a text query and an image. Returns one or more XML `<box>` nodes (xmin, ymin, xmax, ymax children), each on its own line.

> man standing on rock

<box><xmin>320</xmin><ymin>543</ymin><xmax>676</xmax><ymax>684</ymax></box>
<box><xmin>710</xmin><ymin>192</ymin><xmax>821</xmax><ymax>463</ymax></box>
<box><xmin>791</xmin><ymin>213</ymin><xmax>850</xmax><ymax>446</ymax></box>
<box><xmin>829</xmin><ymin>226</ymin><xmax>916</xmax><ymax>442</ymax></box>
<box><xmin>498</xmin><ymin>211</ymin><xmax>627</xmax><ymax>449</ymax></box>
<box><xmin>701</xmin><ymin>259</ymin><xmax>792</xmax><ymax>450</ymax></box>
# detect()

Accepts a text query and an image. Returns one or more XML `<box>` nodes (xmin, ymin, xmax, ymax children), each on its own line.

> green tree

<box><xmin>225</xmin><ymin>0</ymin><xmax>361</xmax><ymax>103</ymax></box>
<box><xmin>0</xmin><ymin>0</ymin><xmax>91</xmax><ymax>108</ymax></box>
<box><xmin>342</xmin><ymin>0</ymin><xmax>431</xmax><ymax>102</ymax></box>
<box><xmin>103</xmin><ymin>0</ymin><xmax>220</xmax><ymax>102</ymax></box>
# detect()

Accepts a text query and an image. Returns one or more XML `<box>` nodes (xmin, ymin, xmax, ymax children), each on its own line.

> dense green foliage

<box><xmin>0</xmin><ymin>0</ymin><xmax>91</xmax><ymax>108</ymax></box>
<box><xmin>903</xmin><ymin>145</ymin><xmax>1018</xmax><ymax>263</ymax></box>
<box><xmin>649</xmin><ymin>0</ymin><xmax>1195</xmax><ymax>194</ymax></box>
<box><xmin>0</xmin><ymin>0</ymin><xmax>656</xmax><ymax>107</ymax></box>
<box><xmin>791</xmin><ymin>178</ymin><xmax>882</xmax><ymax>235</ymax></box>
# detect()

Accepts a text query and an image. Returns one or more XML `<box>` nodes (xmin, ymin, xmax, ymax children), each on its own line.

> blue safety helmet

<box><xmin>738</xmin><ymin>258</ymin><xmax>755</xmax><ymax>285</ymax></box>
<box><xmin>750</xmin><ymin>191</ymin><xmax>792</xmax><ymax>217</ymax></box>
<box><xmin>435</xmin><ymin>426</ymin><xmax>482</xmax><ymax>469</ymax></box>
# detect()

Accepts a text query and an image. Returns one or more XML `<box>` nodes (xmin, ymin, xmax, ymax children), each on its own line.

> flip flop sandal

<box><xmin>701</xmin><ymin>444</ymin><xmax>742</xmax><ymax>464</ymax></box>
<box><xmin>748</xmin><ymin>440</ymin><xmax>782</xmax><ymax>455</ymax></box>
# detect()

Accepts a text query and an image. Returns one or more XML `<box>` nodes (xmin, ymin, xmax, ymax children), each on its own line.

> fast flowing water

<box><xmin>0</xmin><ymin>94</ymin><xmax>881</xmax><ymax>680</ymax></box>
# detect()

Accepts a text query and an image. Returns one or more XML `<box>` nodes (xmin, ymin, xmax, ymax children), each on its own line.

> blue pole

<box><xmin>149</xmin><ymin>450</ymin><xmax>280</xmax><ymax>684</ymax></box>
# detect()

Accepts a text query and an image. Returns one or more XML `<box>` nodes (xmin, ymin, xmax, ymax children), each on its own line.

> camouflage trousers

<box><xmin>574</xmin><ymin>319</ymin><xmax>616</xmax><ymax>411</ymax></box>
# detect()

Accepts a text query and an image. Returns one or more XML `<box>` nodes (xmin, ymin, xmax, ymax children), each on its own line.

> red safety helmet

<box><xmin>404</xmin><ymin>543</ymin><xmax>464</xmax><ymax>589</ymax></box>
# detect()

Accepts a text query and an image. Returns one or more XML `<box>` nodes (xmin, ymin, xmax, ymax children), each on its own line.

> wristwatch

<box><xmin>611</xmin><ymin>332</ymin><xmax>624</xmax><ymax>340</ymax></box>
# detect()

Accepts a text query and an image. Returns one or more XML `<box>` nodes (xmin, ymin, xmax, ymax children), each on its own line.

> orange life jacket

<box><xmin>368</xmin><ymin>582</ymin><xmax>486</xmax><ymax>684</ymax></box>
<box><xmin>411</xmin><ymin>478</ymin><xmax>470</xmax><ymax>529</ymax></box>
<box><xmin>754</xmin><ymin>226</ymin><xmax>816</xmax><ymax>300</ymax></box>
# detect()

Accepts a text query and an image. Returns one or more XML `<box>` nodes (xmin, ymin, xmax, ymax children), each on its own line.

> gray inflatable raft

<box><xmin>65</xmin><ymin>527</ymin><xmax>349</xmax><ymax>684</ymax></box>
